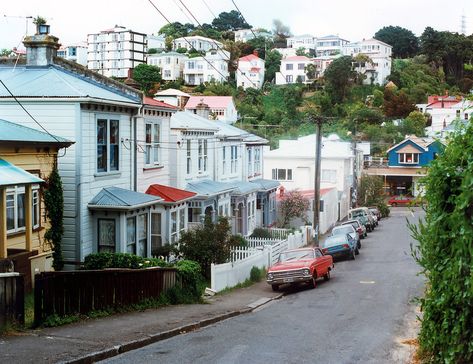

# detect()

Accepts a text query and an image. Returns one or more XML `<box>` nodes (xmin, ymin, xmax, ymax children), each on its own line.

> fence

<box><xmin>34</xmin><ymin>267</ymin><xmax>176</xmax><ymax>325</ymax></box>
<box><xmin>211</xmin><ymin>226</ymin><xmax>313</xmax><ymax>292</ymax></box>
<box><xmin>0</xmin><ymin>273</ymin><xmax>24</xmax><ymax>329</ymax></box>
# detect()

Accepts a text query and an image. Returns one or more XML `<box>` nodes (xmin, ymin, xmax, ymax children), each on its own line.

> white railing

<box><xmin>210</xmin><ymin>226</ymin><xmax>313</xmax><ymax>292</ymax></box>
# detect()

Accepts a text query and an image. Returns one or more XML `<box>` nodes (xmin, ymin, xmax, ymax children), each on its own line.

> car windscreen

<box><xmin>351</xmin><ymin>210</ymin><xmax>365</xmax><ymax>218</ymax></box>
<box><xmin>323</xmin><ymin>236</ymin><xmax>347</xmax><ymax>248</ymax></box>
<box><xmin>279</xmin><ymin>250</ymin><xmax>314</xmax><ymax>262</ymax></box>
<box><xmin>332</xmin><ymin>226</ymin><xmax>353</xmax><ymax>235</ymax></box>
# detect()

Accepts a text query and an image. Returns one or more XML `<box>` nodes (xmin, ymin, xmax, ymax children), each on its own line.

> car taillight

<box><xmin>343</xmin><ymin>244</ymin><xmax>349</xmax><ymax>249</ymax></box>
<box><xmin>322</xmin><ymin>248</ymin><xmax>328</xmax><ymax>254</ymax></box>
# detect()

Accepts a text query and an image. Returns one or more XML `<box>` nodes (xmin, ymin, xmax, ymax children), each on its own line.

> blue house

<box><xmin>366</xmin><ymin>136</ymin><xmax>444</xmax><ymax>196</ymax></box>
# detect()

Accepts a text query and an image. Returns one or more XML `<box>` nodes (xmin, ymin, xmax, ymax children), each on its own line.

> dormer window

<box><xmin>399</xmin><ymin>153</ymin><xmax>419</xmax><ymax>164</ymax></box>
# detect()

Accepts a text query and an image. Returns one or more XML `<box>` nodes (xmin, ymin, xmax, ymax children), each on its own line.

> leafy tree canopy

<box><xmin>159</xmin><ymin>22</ymin><xmax>195</xmax><ymax>39</ymax></box>
<box><xmin>324</xmin><ymin>56</ymin><xmax>356</xmax><ymax>103</ymax></box>
<box><xmin>264</xmin><ymin>49</ymin><xmax>282</xmax><ymax>83</ymax></box>
<box><xmin>133</xmin><ymin>64</ymin><xmax>162</xmax><ymax>96</ymax></box>
<box><xmin>211</xmin><ymin>10</ymin><xmax>250</xmax><ymax>31</ymax></box>
<box><xmin>374</xmin><ymin>25</ymin><xmax>419</xmax><ymax>58</ymax></box>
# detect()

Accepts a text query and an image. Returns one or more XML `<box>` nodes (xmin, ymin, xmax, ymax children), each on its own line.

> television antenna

<box><xmin>3</xmin><ymin>15</ymin><xmax>33</xmax><ymax>37</ymax></box>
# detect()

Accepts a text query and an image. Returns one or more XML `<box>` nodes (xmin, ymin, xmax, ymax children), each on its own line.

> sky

<box><xmin>1</xmin><ymin>0</ymin><xmax>472</xmax><ymax>49</ymax></box>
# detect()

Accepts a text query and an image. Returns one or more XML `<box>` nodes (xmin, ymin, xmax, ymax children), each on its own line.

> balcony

<box><xmin>364</xmin><ymin>156</ymin><xmax>388</xmax><ymax>168</ymax></box>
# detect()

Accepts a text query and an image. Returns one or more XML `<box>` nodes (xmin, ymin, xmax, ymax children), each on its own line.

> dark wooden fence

<box><xmin>0</xmin><ymin>273</ymin><xmax>25</xmax><ymax>329</ymax></box>
<box><xmin>34</xmin><ymin>267</ymin><xmax>176</xmax><ymax>325</ymax></box>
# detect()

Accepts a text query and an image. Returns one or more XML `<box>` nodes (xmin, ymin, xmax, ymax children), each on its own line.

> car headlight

<box><xmin>303</xmin><ymin>268</ymin><xmax>310</xmax><ymax>276</ymax></box>
<box><xmin>267</xmin><ymin>273</ymin><xmax>273</xmax><ymax>280</ymax></box>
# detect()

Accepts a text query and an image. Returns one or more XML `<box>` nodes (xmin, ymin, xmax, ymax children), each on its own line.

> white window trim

<box><xmin>144</xmin><ymin>120</ymin><xmax>161</xmax><ymax>167</ymax></box>
<box><xmin>398</xmin><ymin>152</ymin><xmax>419</xmax><ymax>164</ymax></box>
<box><xmin>96</xmin><ymin>117</ymin><xmax>120</xmax><ymax>174</ymax></box>
<box><xmin>6</xmin><ymin>185</ymin><xmax>40</xmax><ymax>234</ymax></box>
<box><xmin>272</xmin><ymin>168</ymin><xmax>293</xmax><ymax>181</ymax></box>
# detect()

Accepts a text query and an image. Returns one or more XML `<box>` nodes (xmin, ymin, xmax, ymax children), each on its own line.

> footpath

<box><xmin>0</xmin><ymin>281</ymin><xmax>282</xmax><ymax>364</ymax></box>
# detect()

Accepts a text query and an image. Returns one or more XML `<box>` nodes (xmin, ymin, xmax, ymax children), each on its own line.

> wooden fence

<box><xmin>0</xmin><ymin>273</ymin><xmax>24</xmax><ymax>329</ymax></box>
<box><xmin>34</xmin><ymin>267</ymin><xmax>176</xmax><ymax>325</ymax></box>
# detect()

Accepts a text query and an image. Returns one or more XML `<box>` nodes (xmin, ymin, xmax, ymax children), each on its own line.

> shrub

<box><xmin>229</xmin><ymin>234</ymin><xmax>248</xmax><ymax>247</ymax></box>
<box><xmin>410</xmin><ymin>122</ymin><xmax>473</xmax><ymax>363</ymax></box>
<box><xmin>376</xmin><ymin>203</ymin><xmax>390</xmax><ymax>218</ymax></box>
<box><xmin>250</xmin><ymin>266</ymin><xmax>265</xmax><ymax>282</ymax></box>
<box><xmin>168</xmin><ymin>260</ymin><xmax>205</xmax><ymax>303</ymax></box>
<box><xmin>82</xmin><ymin>252</ymin><xmax>169</xmax><ymax>270</ymax></box>
<box><xmin>250</xmin><ymin>228</ymin><xmax>272</xmax><ymax>239</ymax></box>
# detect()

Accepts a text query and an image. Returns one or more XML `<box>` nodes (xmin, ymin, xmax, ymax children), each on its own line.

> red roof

<box><xmin>146</xmin><ymin>184</ymin><xmax>196</xmax><ymax>203</ymax></box>
<box><xmin>144</xmin><ymin>97</ymin><xmax>177</xmax><ymax>110</ymax></box>
<box><xmin>426</xmin><ymin>95</ymin><xmax>462</xmax><ymax>109</ymax></box>
<box><xmin>239</xmin><ymin>54</ymin><xmax>261</xmax><ymax>62</ymax></box>
<box><xmin>185</xmin><ymin>96</ymin><xmax>233</xmax><ymax>109</ymax></box>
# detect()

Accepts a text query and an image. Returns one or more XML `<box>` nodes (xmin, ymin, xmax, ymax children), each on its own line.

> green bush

<box><xmin>250</xmin><ymin>266</ymin><xmax>265</xmax><ymax>282</ymax></box>
<box><xmin>376</xmin><ymin>203</ymin><xmax>390</xmax><ymax>218</ymax></box>
<box><xmin>166</xmin><ymin>260</ymin><xmax>205</xmax><ymax>304</ymax></box>
<box><xmin>250</xmin><ymin>228</ymin><xmax>272</xmax><ymax>239</ymax></box>
<box><xmin>410</xmin><ymin>122</ymin><xmax>473</xmax><ymax>363</ymax></box>
<box><xmin>82</xmin><ymin>253</ymin><xmax>169</xmax><ymax>270</ymax></box>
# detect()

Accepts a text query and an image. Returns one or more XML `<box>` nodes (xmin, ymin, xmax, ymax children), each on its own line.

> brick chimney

<box><xmin>23</xmin><ymin>23</ymin><xmax>60</xmax><ymax>66</ymax></box>
<box><xmin>195</xmin><ymin>99</ymin><xmax>210</xmax><ymax>119</ymax></box>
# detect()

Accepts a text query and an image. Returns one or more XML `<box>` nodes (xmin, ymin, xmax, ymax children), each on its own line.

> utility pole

<box><xmin>313</xmin><ymin>116</ymin><xmax>323</xmax><ymax>246</ymax></box>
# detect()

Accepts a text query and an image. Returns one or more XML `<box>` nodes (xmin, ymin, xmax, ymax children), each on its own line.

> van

<box><xmin>348</xmin><ymin>207</ymin><xmax>375</xmax><ymax>232</ymax></box>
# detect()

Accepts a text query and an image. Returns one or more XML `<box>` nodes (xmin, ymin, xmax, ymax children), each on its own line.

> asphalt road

<box><xmin>102</xmin><ymin>207</ymin><xmax>424</xmax><ymax>364</ymax></box>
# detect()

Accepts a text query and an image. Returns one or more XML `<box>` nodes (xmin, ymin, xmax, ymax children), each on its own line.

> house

<box><xmin>416</xmin><ymin>95</ymin><xmax>470</xmax><ymax>134</ymax></box>
<box><xmin>273</xmin><ymin>48</ymin><xmax>298</xmax><ymax>59</ymax></box>
<box><xmin>0</xmin><ymin>119</ymin><xmax>73</xmax><ymax>288</ymax></box>
<box><xmin>287</xmin><ymin>34</ymin><xmax>316</xmax><ymax>52</ymax></box>
<box><xmin>184</xmin><ymin>96</ymin><xmax>237</xmax><ymax>124</ymax></box>
<box><xmin>264</xmin><ymin>134</ymin><xmax>362</xmax><ymax>223</ymax></box>
<box><xmin>234</xmin><ymin>28</ymin><xmax>272</xmax><ymax>43</ymax></box>
<box><xmin>315</xmin><ymin>35</ymin><xmax>349</xmax><ymax>57</ymax></box>
<box><xmin>364</xmin><ymin>135</ymin><xmax>444</xmax><ymax>196</ymax></box>
<box><xmin>87</xmin><ymin>25</ymin><xmax>147</xmax><ymax>78</ymax></box>
<box><xmin>147</xmin><ymin>51</ymin><xmax>188</xmax><ymax>81</ymax></box>
<box><xmin>57</xmin><ymin>43</ymin><xmax>88</xmax><ymax>66</ymax></box>
<box><xmin>342</xmin><ymin>38</ymin><xmax>392</xmax><ymax>85</ymax></box>
<box><xmin>154</xmin><ymin>88</ymin><xmax>190</xmax><ymax>109</ymax></box>
<box><xmin>275</xmin><ymin>56</ymin><xmax>314</xmax><ymax>85</ymax></box>
<box><xmin>183</xmin><ymin>50</ymin><xmax>229</xmax><ymax>85</ymax></box>
<box><xmin>173</xmin><ymin>35</ymin><xmax>223</xmax><ymax>53</ymax></box>
<box><xmin>147</xmin><ymin>34</ymin><xmax>166</xmax><ymax>51</ymax></box>
<box><xmin>313</xmin><ymin>55</ymin><xmax>340</xmax><ymax>77</ymax></box>
<box><xmin>236</xmin><ymin>53</ymin><xmax>265</xmax><ymax>89</ymax></box>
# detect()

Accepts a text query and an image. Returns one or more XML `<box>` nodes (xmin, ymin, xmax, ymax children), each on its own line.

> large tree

<box><xmin>132</xmin><ymin>64</ymin><xmax>162</xmax><ymax>96</ymax></box>
<box><xmin>324</xmin><ymin>56</ymin><xmax>355</xmax><ymax>103</ymax></box>
<box><xmin>158</xmin><ymin>22</ymin><xmax>195</xmax><ymax>39</ymax></box>
<box><xmin>264</xmin><ymin>49</ymin><xmax>282</xmax><ymax>83</ymax></box>
<box><xmin>211</xmin><ymin>10</ymin><xmax>250</xmax><ymax>31</ymax></box>
<box><xmin>374</xmin><ymin>26</ymin><xmax>419</xmax><ymax>58</ymax></box>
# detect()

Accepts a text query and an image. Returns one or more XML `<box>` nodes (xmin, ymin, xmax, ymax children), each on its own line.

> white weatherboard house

<box><xmin>342</xmin><ymin>38</ymin><xmax>392</xmax><ymax>85</ymax></box>
<box><xmin>185</xmin><ymin>96</ymin><xmax>238</xmax><ymax>124</ymax></box>
<box><xmin>154</xmin><ymin>88</ymin><xmax>191</xmax><ymax>109</ymax></box>
<box><xmin>275</xmin><ymin>56</ymin><xmax>314</xmax><ymax>85</ymax></box>
<box><xmin>236</xmin><ymin>53</ymin><xmax>265</xmax><ymax>90</ymax></box>
<box><xmin>147</xmin><ymin>51</ymin><xmax>189</xmax><ymax>81</ymax></box>
<box><xmin>287</xmin><ymin>34</ymin><xmax>316</xmax><ymax>51</ymax></box>
<box><xmin>173</xmin><ymin>35</ymin><xmax>223</xmax><ymax>53</ymax></box>
<box><xmin>315</xmin><ymin>35</ymin><xmax>349</xmax><ymax>57</ymax></box>
<box><xmin>57</xmin><ymin>43</ymin><xmax>88</xmax><ymax>66</ymax></box>
<box><xmin>183</xmin><ymin>50</ymin><xmax>230</xmax><ymax>85</ymax></box>
<box><xmin>264</xmin><ymin>134</ymin><xmax>362</xmax><ymax>227</ymax></box>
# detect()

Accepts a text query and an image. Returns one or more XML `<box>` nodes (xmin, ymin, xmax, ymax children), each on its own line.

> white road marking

<box><xmin>360</xmin><ymin>281</ymin><xmax>376</xmax><ymax>284</ymax></box>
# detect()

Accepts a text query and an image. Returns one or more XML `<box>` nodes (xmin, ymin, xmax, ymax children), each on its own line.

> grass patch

<box><xmin>217</xmin><ymin>266</ymin><xmax>266</xmax><ymax>295</ymax></box>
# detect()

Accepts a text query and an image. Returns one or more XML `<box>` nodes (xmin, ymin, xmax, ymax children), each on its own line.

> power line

<box><xmin>201</xmin><ymin>0</ymin><xmax>217</xmax><ymax>19</ymax></box>
<box><xmin>0</xmin><ymin>79</ymin><xmax>61</xmax><ymax>143</ymax></box>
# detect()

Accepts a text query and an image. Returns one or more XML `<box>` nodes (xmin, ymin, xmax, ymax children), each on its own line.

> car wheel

<box><xmin>355</xmin><ymin>248</ymin><xmax>360</xmax><ymax>255</ymax></box>
<box><xmin>323</xmin><ymin>270</ymin><xmax>331</xmax><ymax>281</ymax></box>
<box><xmin>309</xmin><ymin>274</ymin><xmax>317</xmax><ymax>289</ymax></box>
<box><xmin>271</xmin><ymin>284</ymin><xmax>279</xmax><ymax>292</ymax></box>
<box><xmin>351</xmin><ymin>249</ymin><xmax>356</xmax><ymax>260</ymax></box>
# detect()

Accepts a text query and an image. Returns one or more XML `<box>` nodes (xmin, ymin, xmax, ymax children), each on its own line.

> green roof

<box><xmin>0</xmin><ymin>159</ymin><xmax>44</xmax><ymax>186</ymax></box>
<box><xmin>0</xmin><ymin>119</ymin><xmax>72</xmax><ymax>146</ymax></box>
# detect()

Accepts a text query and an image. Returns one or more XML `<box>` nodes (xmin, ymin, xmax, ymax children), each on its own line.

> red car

<box><xmin>266</xmin><ymin>247</ymin><xmax>333</xmax><ymax>291</ymax></box>
<box><xmin>388</xmin><ymin>195</ymin><xmax>414</xmax><ymax>207</ymax></box>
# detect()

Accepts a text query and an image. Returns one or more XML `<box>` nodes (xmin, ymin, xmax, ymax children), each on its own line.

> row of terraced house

<box><xmin>0</xmin><ymin>27</ymin><xmax>278</xmax><ymax>279</ymax></box>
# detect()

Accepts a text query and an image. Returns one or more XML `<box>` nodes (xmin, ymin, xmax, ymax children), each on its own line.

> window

<box><xmin>465</xmin><ymin>113</ymin><xmax>469</xmax><ymax>120</ymax></box>
<box><xmin>254</xmin><ymin>148</ymin><xmax>261</xmax><ymax>174</ymax></box>
<box><xmin>272</xmin><ymin>168</ymin><xmax>293</xmax><ymax>181</ymax></box>
<box><xmin>231</xmin><ymin>146</ymin><xmax>238</xmax><ymax>173</ymax></box>
<box><xmin>222</xmin><ymin>146</ymin><xmax>227</xmax><ymax>174</ymax></box>
<box><xmin>151</xmin><ymin>212</ymin><xmax>162</xmax><ymax>256</ymax></box>
<box><xmin>286</xmin><ymin>64</ymin><xmax>293</xmax><ymax>70</ymax></box>
<box><xmin>98</xmin><ymin>219</ymin><xmax>116</xmax><ymax>253</ymax></box>
<box><xmin>298</xmin><ymin>63</ymin><xmax>305</xmax><ymax>70</ymax></box>
<box><xmin>126</xmin><ymin>217</ymin><xmax>136</xmax><ymax>254</ymax></box>
<box><xmin>171</xmin><ymin>211</ymin><xmax>177</xmax><ymax>243</ymax></box>
<box><xmin>164</xmin><ymin>70</ymin><xmax>171</xmax><ymax>78</ymax></box>
<box><xmin>179</xmin><ymin>208</ymin><xmax>185</xmax><ymax>233</ymax></box>
<box><xmin>145</xmin><ymin>122</ymin><xmax>160</xmax><ymax>166</ymax></box>
<box><xmin>188</xmin><ymin>61</ymin><xmax>195</xmax><ymax>69</ymax></box>
<box><xmin>399</xmin><ymin>153</ymin><xmax>419</xmax><ymax>164</ymax></box>
<box><xmin>286</xmin><ymin>75</ymin><xmax>293</xmax><ymax>83</ymax></box>
<box><xmin>186</xmin><ymin>140</ymin><xmax>192</xmax><ymax>174</ymax></box>
<box><xmin>456</xmin><ymin>110</ymin><xmax>461</xmax><ymax>118</ymax></box>
<box><xmin>137</xmin><ymin>214</ymin><xmax>147</xmax><ymax>257</ymax></box>
<box><xmin>247</xmin><ymin>148</ymin><xmax>252</xmax><ymax>176</ymax></box>
<box><xmin>97</xmin><ymin>119</ymin><xmax>119</xmax><ymax>173</ymax></box>
<box><xmin>32</xmin><ymin>189</ymin><xmax>40</xmax><ymax>228</ymax></box>
<box><xmin>321</xmin><ymin>169</ymin><xmax>337</xmax><ymax>183</ymax></box>
<box><xmin>203</xmin><ymin>140</ymin><xmax>208</xmax><ymax>171</ymax></box>
<box><xmin>198</xmin><ymin>140</ymin><xmax>203</xmax><ymax>172</ymax></box>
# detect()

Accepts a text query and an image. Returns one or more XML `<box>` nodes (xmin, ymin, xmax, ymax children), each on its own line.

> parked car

<box><xmin>368</xmin><ymin>207</ymin><xmax>381</xmax><ymax>221</ymax></box>
<box><xmin>367</xmin><ymin>209</ymin><xmax>378</xmax><ymax>226</ymax></box>
<box><xmin>341</xmin><ymin>219</ymin><xmax>367</xmax><ymax>239</ymax></box>
<box><xmin>266</xmin><ymin>247</ymin><xmax>333</xmax><ymax>291</ymax></box>
<box><xmin>349</xmin><ymin>207</ymin><xmax>375</xmax><ymax>232</ymax></box>
<box><xmin>331</xmin><ymin>224</ymin><xmax>361</xmax><ymax>250</ymax></box>
<box><xmin>322</xmin><ymin>234</ymin><xmax>358</xmax><ymax>261</ymax></box>
<box><xmin>388</xmin><ymin>195</ymin><xmax>414</xmax><ymax>207</ymax></box>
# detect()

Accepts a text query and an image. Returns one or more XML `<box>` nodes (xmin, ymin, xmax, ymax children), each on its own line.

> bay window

<box><xmin>126</xmin><ymin>217</ymin><xmax>136</xmax><ymax>254</ymax></box>
<box><xmin>137</xmin><ymin>214</ymin><xmax>147</xmax><ymax>257</ymax></box>
<box><xmin>151</xmin><ymin>212</ymin><xmax>162</xmax><ymax>255</ymax></box>
<box><xmin>98</xmin><ymin>219</ymin><xmax>116</xmax><ymax>253</ymax></box>
<box><xmin>171</xmin><ymin>211</ymin><xmax>177</xmax><ymax>243</ymax></box>
<box><xmin>6</xmin><ymin>185</ymin><xmax>40</xmax><ymax>234</ymax></box>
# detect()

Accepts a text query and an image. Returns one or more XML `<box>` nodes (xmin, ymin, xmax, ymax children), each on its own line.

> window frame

<box><xmin>97</xmin><ymin>118</ymin><xmax>120</xmax><ymax>173</ymax></box>
<box><xmin>98</xmin><ymin>218</ymin><xmax>116</xmax><ymax>253</ymax></box>
<box><xmin>144</xmin><ymin>121</ymin><xmax>161</xmax><ymax>167</ymax></box>
<box><xmin>399</xmin><ymin>152</ymin><xmax>419</xmax><ymax>164</ymax></box>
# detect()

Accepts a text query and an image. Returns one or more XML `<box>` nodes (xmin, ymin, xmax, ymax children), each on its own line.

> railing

<box><xmin>34</xmin><ymin>267</ymin><xmax>176</xmax><ymax>325</ymax></box>
<box><xmin>364</xmin><ymin>156</ymin><xmax>388</xmax><ymax>168</ymax></box>
<box><xmin>246</xmin><ymin>237</ymin><xmax>281</xmax><ymax>248</ymax></box>
<box><xmin>230</xmin><ymin>247</ymin><xmax>262</xmax><ymax>262</ymax></box>
<box><xmin>0</xmin><ymin>273</ymin><xmax>24</xmax><ymax>329</ymax></box>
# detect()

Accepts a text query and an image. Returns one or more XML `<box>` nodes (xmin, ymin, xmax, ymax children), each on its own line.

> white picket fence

<box><xmin>210</xmin><ymin>226</ymin><xmax>314</xmax><ymax>292</ymax></box>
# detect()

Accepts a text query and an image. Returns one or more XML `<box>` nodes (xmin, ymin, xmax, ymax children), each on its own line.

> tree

<box><xmin>400</xmin><ymin>110</ymin><xmax>427</xmax><ymax>136</ymax></box>
<box><xmin>247</xmin><ymin>36</ymin><xmax>272</xmax><ymax>59</ymax></box>
<box><xmin>264</xmin><ymin>49</ymin><xmax>282</xmax><ymax>83</ymax></box>
<box><xmin>158</xmin><ymin>22</ymin><xmax>195</xmax><ymax>39</ymax></box>
<box><xmin>383</xmin><ymin>88</ymin><xmax>416</xmax><ymax>118</ymax></box>
<box><xmin>0</xmin><ymin>49</ymin><xmax>12</xmax><ymax>57</ymax></box>
<box><xmin>211</xmin><ymin>10</ymin><xmax>250</xmax><ymax>31</ymax></box>
<box><xmin>357</xmin><ymin>175</ymin><xmax>384</xmax><ymax>206</ymax></box>
<box><xmin>410</xmin><ymin>122</ymin><xmax>473</xmax><ymax>363</ymax></box>
<box><xmin>324</xmin><ymin>56</ymin><xmax>355</xmax><ymax>103</ymax></box>
<box><xmin>279</xmin><ymin>190</ymin><xmax>310</xmax><ymax>227</ymax></box>
<box><xmin>296</xmin><ymin>47</ymin><xmax>307</xmax><ymax>56</ymax></box>
<box><xmin>132</xmin><ymin>64</ymin><xmax>162</xmax><ymax>96</ymax></box>
<box><xmin>305</xmin><ymin>63</ymin><xmax>317</xmax><ymax>80</ymax></box>
<box><xmin>44</xmin><ymin>168</ymin><xmax>64</xmax><ymax>271</ymax></box>
<box><xmin>353</xmin><ymin>54</ymin><xmax>374</xmax><ymax>85</ymax></box>
<box><xmin>374</xmin><ymin>26</ymin><xmax>419</xmax><ymax>58</ymax></box>
<box><xmin>176</xmin><ymin>216</ymin><xmax>244</xmax><ymax>280</ymax></box>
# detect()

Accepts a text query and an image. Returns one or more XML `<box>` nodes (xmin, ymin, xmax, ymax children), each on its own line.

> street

<box><xmin>102</xmin><ymin>207</ymin><xmax>424</xmax><ymax>364</ymax></box>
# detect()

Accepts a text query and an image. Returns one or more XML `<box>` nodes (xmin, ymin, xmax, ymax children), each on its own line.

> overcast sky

<box><xmin>1</xmin><ymin>0</ymin><xmax>472</xmax><ymax>49</ymax></box>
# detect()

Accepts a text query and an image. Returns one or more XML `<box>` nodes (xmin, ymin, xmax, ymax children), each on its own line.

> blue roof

<box><xmin>0</xmin><ymin>65</ymin><xmax>141</xmax><ymax>104</ymax></box>
<box><xmin>250</xmin><ymin>179</ymin><xmax>280</xmax><ymax>191</ymax></box>
<box><xmin>0</xmin><ymin>119</ymin><xmax>72</xmax><ymax>145</ymax></box>
<box><xmin>88</xmin><ymin>187</ymin><xmax>162</xmax><ymax>210</ymax></box>
<box><xmin>223</xmin><ymin>181</ymin><xmax>259</xmax><ymax>195</ymax></box>
<box><xmin>186</xmin><ymin>180</ymin><xmax>234</xmax><ymax>197</ymax></box>
<box><xmin>0</xmin><ymin>159</ymin><xmax>44</xmax><ymax>186</ymax></box>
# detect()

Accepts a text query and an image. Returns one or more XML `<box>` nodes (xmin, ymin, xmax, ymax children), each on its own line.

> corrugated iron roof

<box><xmin>186</xmin><ymin>180</ymin><xmax>234</xmax><ymax>197</ymax></box>
<box><xmin>88</xmin><ymin>187</ymin><xmax>161</xmax><ymax>210</ymax></box>
<box><xmin>146</xmin><ymin>184</ymin><xmax>196</xmax><ymax>203</ymax></box>
<box><xmin>223</xmin><ymin>180</ymin><xmax>259</xmax><ymax>195</ymax></box>
<box><xmin>0</xmin><ymin>159</ymin><xmax>44</xmax><ymax>186</ymax></box>
<box><xmin>0</xmin><ymin>66</ymin><xmax>141</xmax><ymax>104</ymax></box>
<box><xmin>0</xmin><ymin>119</ymin><xmax>72</xmax><ymax>145</ymax></box>
<box><xmin>250</xmin><ymin>179</ymin><xmax>280</xmax><ymax>191</ymax></box>
<box><xmin>171</xmin><ymin>111</ymin><xmax>219</xmax><ymax>131</ymax></box>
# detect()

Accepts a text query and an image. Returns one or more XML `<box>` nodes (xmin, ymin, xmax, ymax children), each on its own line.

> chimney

<box><xmin>253</xmin><ymin>49</ymin><xmax>259</xmax><ymax>58</ymax></box>
<box><xmin>195</xmin><ymin>99</ymin><xmax>210</xmax><ymax>119</ymax></box>
<box><xmin>23</xmin><ymin>23</ymin><xmax>60</xmax><ymax>66</ymax></box>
